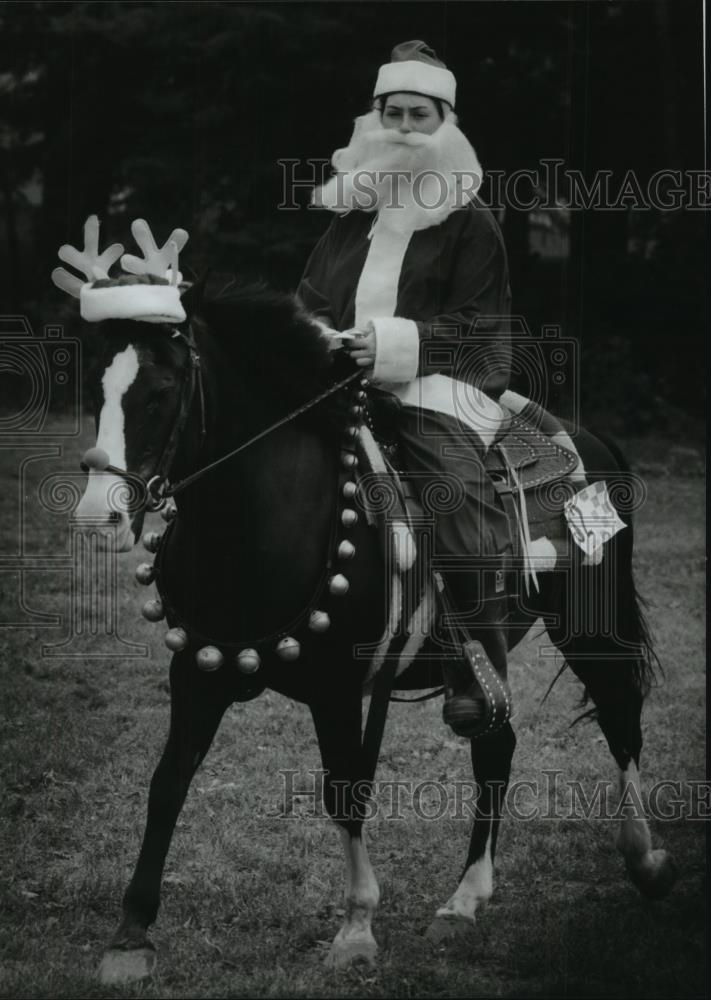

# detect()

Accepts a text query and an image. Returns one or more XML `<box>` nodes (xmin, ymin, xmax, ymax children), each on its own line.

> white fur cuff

<box><xmin>372</xmin><ymin>317</ymin><xmax>420</xmax><ymax>384</ymax></box>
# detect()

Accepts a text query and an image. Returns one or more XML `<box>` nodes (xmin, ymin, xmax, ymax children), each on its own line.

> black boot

<box><xmin>439</xmin><ymin>576</ymin><xmax>513</xmax><ymax>739</ymax></box>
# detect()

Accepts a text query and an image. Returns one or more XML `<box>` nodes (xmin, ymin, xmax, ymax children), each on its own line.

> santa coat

<box><xmin>297</xmin><ymin>195</ymin><xmax>512</xmax><ymax>449</ymax></box>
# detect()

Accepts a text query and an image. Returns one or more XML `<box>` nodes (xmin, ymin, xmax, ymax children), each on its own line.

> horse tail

<box><xmin>594</xmin><ymin>432</ymin><xmax>662</xmax><ymax>700</ymax></box>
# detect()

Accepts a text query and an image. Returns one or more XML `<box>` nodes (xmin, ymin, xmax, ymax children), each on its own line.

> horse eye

<box><xmin>152</xmin><ymin>385</ymin><xmax>175</xmax><ymax>400</ymax></box>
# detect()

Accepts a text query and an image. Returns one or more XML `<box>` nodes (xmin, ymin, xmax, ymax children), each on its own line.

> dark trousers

<box><xmin>397</xmin><ymin>407</ymin><xmax>511</xmax><ymax>614</ymax></box>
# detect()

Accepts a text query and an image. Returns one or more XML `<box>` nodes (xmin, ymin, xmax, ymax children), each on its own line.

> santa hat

<box><xmin>373</xmin><ymin>40</ymin><xmax>456</xmax><ymax>109</ymax></box>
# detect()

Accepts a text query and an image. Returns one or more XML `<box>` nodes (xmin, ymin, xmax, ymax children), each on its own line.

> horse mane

<box><xmin>194</xmin><ymin>276</ymin><xmax>353</xmax><ymax>435</ymax></box>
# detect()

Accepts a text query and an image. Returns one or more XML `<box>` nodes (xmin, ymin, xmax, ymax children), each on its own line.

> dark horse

<box><xmin>73</xmin><ymin>278</ymin><xmax>676</xmax><ymax>984</ymax></box>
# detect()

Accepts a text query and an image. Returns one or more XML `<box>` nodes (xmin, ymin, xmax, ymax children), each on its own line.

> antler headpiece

<box><xmin>52</xmin><ymin>216</ymin><xmax>190</xmax><ymax>325</ymax></box>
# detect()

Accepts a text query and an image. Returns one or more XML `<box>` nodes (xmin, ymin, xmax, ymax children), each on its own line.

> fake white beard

<box><xmin>312</xmin><ymin>109</ymin><xmax>484</xmax><ymax>231</ymax></box>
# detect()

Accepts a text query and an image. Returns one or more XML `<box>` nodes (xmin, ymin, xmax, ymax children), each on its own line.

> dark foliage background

<box><xmin>0</xmin><ymin>0</ymin><xmax>706</xmax><ymax>437</ymax></box>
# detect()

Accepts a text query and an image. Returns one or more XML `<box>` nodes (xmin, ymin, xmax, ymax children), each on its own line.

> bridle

<box><xmin>141</xmin><ymin>324</ymin><xmax>207</xmax><ymax>511</ymax></box>
<box><xmin>86</xmin><ymin>322</ymin><xmax>362</xmax><ymax>513</ymax></box>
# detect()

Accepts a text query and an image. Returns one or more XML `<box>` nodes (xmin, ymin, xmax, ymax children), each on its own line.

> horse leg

<box><xmin>615</xmin><ymin>758</ymin><xmax>677</xmax><ymax>898</ymax></box>
<box><xmin>554</xmin><ymin>640</ymin><xmax>677</xmax><ymax>900</ymax></box>
<box><xmin>99</xmin><ymin>653</ymin><xmax>230</xmax><ymax>985</ymax></box>
<box><xmin>427</xmin><ymin>722</ymin><xmax>516</xmax><ymax>941</ymax></box>
<box><xmin>310</xmin><ymin>691</ymin><xmax>380</xmax><ymax>968</ymax></box>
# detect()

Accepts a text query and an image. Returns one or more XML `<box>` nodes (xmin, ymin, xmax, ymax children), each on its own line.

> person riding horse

<box><xmin>298</xmin><ymin>40</ymin><xmax>513</xmax><ymax>734</ymax></box>
<box><xmin>49</xmin><ymin>207</ymin><xmax>672</xmax><ymax>980</ymax></box>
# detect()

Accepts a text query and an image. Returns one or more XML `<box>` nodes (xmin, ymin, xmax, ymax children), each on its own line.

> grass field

<box><xmin>0</xmin><ymin>421</ymin><xmax>706</xmax><ymax>999</ymax></box>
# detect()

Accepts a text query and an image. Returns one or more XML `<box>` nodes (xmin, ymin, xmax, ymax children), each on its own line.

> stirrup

<box><xmin>442</xmin><ymin>640</ymin><xmax>513</xmax><ymax>739</ymax></box>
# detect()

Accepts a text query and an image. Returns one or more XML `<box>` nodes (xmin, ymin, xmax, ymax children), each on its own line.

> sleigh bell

<box><xmin>276</xmin><ymin>636</ymin><xmax>301</xmax><ymax>662</ymax></box>
<box><xmin>142</xmin><ymin>531</ymin><xmax>163</xmax><ymax>553</ymax></box>
<box><xmin>341</xmin><ymin>508</ymin><xmax>358</xmax><ymax>527</ymax></box>
<box><xmin>164</xmin><ymin>627</ymin><xmax>189</xmax><ymax>652</ymax></box>
<box><xmin>236</xmin><ymin>648</ymin><xmax>261</xmax><ymax>674</ymax></box>
<box><xmin>135</xmin><ymin>562</ymin><xmax>155</xmax><ymax>585</ymax></box>
<box><xmin>329</xmin><ymin>574</ymin><xmax>350</xmax><ymax>596</ymax></box>
<box><xmin>196</xmin><ymin>645</ymin><xmax>224</xmax><ymax>672</ymax></box>
<box><xmin>337</xmin><ymin>540</ymin><xmax>356</xmax><ymax>560</ymax></box>
<box><xmin>141</xmin><ymin>598</ymin><xmax>165</xmax><ymax>622</ymax></box>
<box><xmin>308</xmin><ymin>610</ymin><xmax>330</xmax><ymax>633</ymax></box>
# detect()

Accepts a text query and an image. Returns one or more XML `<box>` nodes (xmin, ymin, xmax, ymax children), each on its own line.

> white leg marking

<box><xmin>76</xmin><ymin>346</ymin><xmax>139</xmax><ymax>549</ymax></box>
<box><xmin>616</xmin><ymin>761</ymin><xmax>652</xmax><ymax>859</ymax></box>
<box><xmin>98</xmin><ymin>946</ymin><xmax>156</xmax><ymax>986</ymax></box>
<box><xmin>327</xmin><ymin>826</ymin><xmax>380</xmax><ymax>967</ymax></box>
<box><xmin>435</xmin><ymin>828</ymin><xmax>493</xmax><ymax>925</ymax></box>
<box><xmin>616</xmin><ymin>761</ymin><xmax>677</xmax><ymax>899</ymax></box>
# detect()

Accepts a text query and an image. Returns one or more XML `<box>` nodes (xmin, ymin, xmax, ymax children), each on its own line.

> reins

<box><xmin>89</xmin><ymin>322</ymin><xmax>363</xmax><ymax>509</ymax></box>
<box><xmin>165</xmin><ymin>364</ymin><xmax>363</xmax><ymax>499</ymax></box>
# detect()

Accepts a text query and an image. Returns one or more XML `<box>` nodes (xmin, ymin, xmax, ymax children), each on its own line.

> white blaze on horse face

<box><xmin>96</xmin><ymin>345</ymin><xmax>140</xmax><ymax>469</ymax></box>
<box><xmin>75</xmin><ymin>345</ymin><xmax>140</xmax><ymax>550</ymax></box>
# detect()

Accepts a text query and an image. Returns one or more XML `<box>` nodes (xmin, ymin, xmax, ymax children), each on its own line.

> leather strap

<box><xmin>438</xmin><ymin>580</ymin><xmax>513</xmax><ymax>738</ymax></box>
<box><xmin>361</xmin><ymin>657</ymin><xmax>399</xmax><ymax>784</ymax></box>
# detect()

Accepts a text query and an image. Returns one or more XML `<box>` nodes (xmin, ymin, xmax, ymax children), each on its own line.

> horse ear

<box><xmin>179</xmin><ymin>269</ymin><xmax>209</xmax><ymax>319</ymax></box>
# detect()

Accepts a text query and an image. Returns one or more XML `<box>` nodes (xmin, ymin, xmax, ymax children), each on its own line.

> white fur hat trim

<box><xmin>80</xmin><ymin>283</ymin><xmax>186</xmax><ymax>324</ymax></box>
<box><xmin>374</xmin><ymin>61</ymin><xmax>456</xmax><ymax>107</ymax></box>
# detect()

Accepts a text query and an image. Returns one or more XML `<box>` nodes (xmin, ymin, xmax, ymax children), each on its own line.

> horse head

<box><xmin>53</xmin><ymin>216</ymin><xmax>198</xmax><ymax>551</ymax></box>
<box><xmin>79</xmin><ymin>315</ymin><xmax>199</xmax><ymax>550</ymax></box>
<box><xmin>54</xmin><ymin>216</ymin><xmax>351</xmax><ymax>557</ymax></box>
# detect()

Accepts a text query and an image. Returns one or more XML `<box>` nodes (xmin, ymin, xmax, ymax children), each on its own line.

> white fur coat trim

<box><xmin>354</xmin><ymin>221</ymin><xmax>412</xmax><ymax>327</ymax></box>
<box><xmin>371</xmin><ymin>317</ymin><xmax>420</xmax><ymax>384</ymax></box>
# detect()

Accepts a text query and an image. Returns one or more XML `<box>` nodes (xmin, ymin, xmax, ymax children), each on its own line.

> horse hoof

<box><xmin>325</xmin><ymin>937</ymin><xmax>377</xmax><ymax>969</ymax></box>
<box><xmin>98</xmin><ymin>946</ymin><xmax>156</xmax><ymax>985</ymax></box>
<box><xmin>626</xmin><ymin>849</ymin><xmax>678</xmax><ymax>900</ymax></box>
<box><xmin>425</xmin><ymin>913</ymin><xmax>476</xmax><ymax>944</ymax></box>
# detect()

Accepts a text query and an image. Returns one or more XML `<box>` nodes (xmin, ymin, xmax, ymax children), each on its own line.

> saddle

<box><xmin>364</xmin><ymin>389</ymin><xmax>579</xmax><ymax>531</ymax></box>
<box><xmin>485</xmin><ymin>410</ymin><xmax>578</xmax><ymax>492</ymax></box>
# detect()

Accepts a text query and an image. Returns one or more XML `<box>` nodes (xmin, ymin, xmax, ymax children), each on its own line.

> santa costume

<box><xmin>298</xmin><ymin>40</ymin><xmax>514</xmax><ymax>736</ymax></box>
